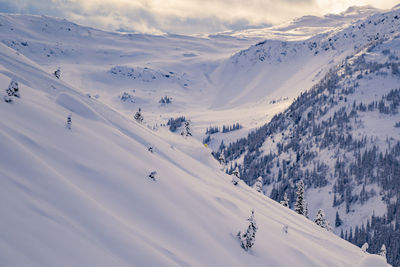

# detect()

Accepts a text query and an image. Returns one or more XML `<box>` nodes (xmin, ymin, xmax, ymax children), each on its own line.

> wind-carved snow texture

<box><xmin>0</xmin><ymin>6</ymin><xmax>398</xmax><ymax>267</ymax></box>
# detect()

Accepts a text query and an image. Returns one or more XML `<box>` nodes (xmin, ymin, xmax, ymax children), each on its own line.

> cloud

<box><xmin>0</xmin><ymin>0</ymin><xmax>398</xmax><ymax>34</ymax></box>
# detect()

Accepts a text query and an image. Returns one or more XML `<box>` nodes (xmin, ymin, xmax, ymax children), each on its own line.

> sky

<box><xmin>0</xmin><ymin>0</ymin><xmax>399</xmax><ymax>35</ymax></box>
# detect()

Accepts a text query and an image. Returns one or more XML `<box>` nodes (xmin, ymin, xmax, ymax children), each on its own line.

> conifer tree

<box><xmin>335</xmin><ymin>211</ymin><xmax>343</xmax><ymax>227</ymax></box>
<box><xmin>134</xmin><ymin>108</ymin><xmax>143</xmax><ymax>122</ymax></box>
<box><xmin>218</xmin><ymin>152</ymin><xmax>225</xmax><ymax>165</ymax></box>
<box><xmin>66</xmin><ymin>114</ymin><xmax>72</xmax><ymax>130</ymax></box>
<box><xmin>379</xmin><ymin>244</ymin><xmax>386</xmax><ymax>261</ymax></box>
<box><xmin>4</xmin><ymin>79</ymin><xmax>19</xmax><ymax>102</ymax></box>
<box><xmin>54</xmin><ymin>67</ymin><xmax>61</xmax><ymax>79</ymax></box>
<box><xmin>231</xmin><ymin>167</ymin><xmax>240</xmax><ymax>185</ymax></box>
<box><xmin>280</xmin><ymin>192</ymin><xmax>289</xmax><ymax>207</ymax></box>
<box><xmin>314</xmin><ymin>209</ymin><xmax>331</xmax><ymax>230</ymax></box>
<box><xmin>361</xmin><ymin>242</ymin><xmax>369</xmax><ymax>253</ymax></box>
<box><xmin>237</xmin><ymin>210</ymin><xmax>258</xmax><ymax>251</ymax></box>
<box><xmin>254</xmin><ymin>176</ymin><xmax>263</xmax><ymax>193</ymax></box>
<box><xmin>294</xmin><ymin>180</ymin><xmax>305</xmax><ymax>215</ymax></box>
<box><xmin>181</xmin><ymin>121</ymin><xmax>192</xmax><ymax>136</ymax></box>
<box><xmin>304</xmin><ymin>203</ymin><xmax>309</xmax><ymax>219</ymax></box>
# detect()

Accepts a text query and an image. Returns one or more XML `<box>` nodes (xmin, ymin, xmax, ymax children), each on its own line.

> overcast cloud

<box><xmin>0</xmin><ymin>0</ymin><xmax>398</xmax><ymax>34</ymax></box>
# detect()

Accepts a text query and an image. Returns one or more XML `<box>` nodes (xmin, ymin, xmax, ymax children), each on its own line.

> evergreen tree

<box><xmin>335</xmin><ymin>211</ymin><xmax>343</xmax><ymax>227</ymax></box>
<box><xmin>218</xmin><ymin>152</ymin><xmax>225</xmax><ymax>165</ymax></box>
<box><xmin>361</xmin><ymin>242</ymin><xmax>369</xmax><ymax>253</ymax></box>
<box><xmin>66</xmin><ymin>114</ymin><xmax>72</xmax><ymax>130</ymax></box>
<box><xmin>294</xmin><ymin>180</ymin><xmax>305</xmax><ymax>215</ymax></box>
<box><xmin>254</xmin><ymin>176</ymin><xmax>263</xmax><ymax>193</ymax></box>
<box><xmin>304</xmin><ymin>203</ymin><xmax>309</xmax><ymax>219</ymax></box>
<box><xmin>379</xmin><ymin>244</ymin><xmax>386</xmax><ymax>260</ymax></box>
<box><xmin>314</xmin><ymin>209</ymin><xmax>331</xmax><ymax>230</ymax></box>
<box><xmin>148</xmin><ymin>171</ymin><xmax>157</xmax><ymax>181</ymax></box>
<box><xmin>134</xmin><ymin>108</ymin><xmax>143</xmax><ymax>122</ymax></box>
<box><xmin>232</xmin><ymin>167</ymin><xmax>240</xmax><ymax>185</ymax></box>
<box><xmin>280</xmin><ymin>192</ymin><xmax>289</xmax><ymax>207</ymax></box>
<box><xmin>181</xmin><ymin>121</ymin><xmax>192</xmax><ymax>136</ymax></box>
<box><xmin>4</xmin><ymin>79</ymin><xmax>19</xmax><ymax>102</ymax></box>
<box><xmin>237</xmin><ymin>210</ymin><xmax>258</xmax><ymax>251</ymax></box>
<box><xmin>54</xmin><ymin>67</ymin><xmax>61</xmax><ymax>79</ymax></box>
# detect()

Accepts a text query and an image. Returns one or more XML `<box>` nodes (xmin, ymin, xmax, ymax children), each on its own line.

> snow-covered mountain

<box><xmin>218</xmin><ymin>6</ymin><xmax>400</xmax><ymax>266</ymax></box>
<box><xmin>0</xmin><ymin>6</ymin><xmax>397</xmax><ymax>267</ymax></box>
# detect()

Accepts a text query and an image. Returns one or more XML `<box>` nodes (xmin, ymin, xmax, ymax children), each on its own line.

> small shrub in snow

<box><xmin>120</xmin><ymin>92</ymin><xmax>134</xmax><ymax>103</ymax></box>
<box><xmin>280</xmin><ymin>192</ymin><xmax>289</xmax><ymax>207</ymax></box>
<box><xmin>134</xmin><ymin>108</ymin><xmax>143</xmax><ymax>123</ymax></box>
<box><xmin>54</xmin><ymin>67</ymin><xmax>61</xmax><ymax>79</ymax></box>
<box><xmin>237</xmin><ymin>210</ymin><xmax>258</xmax><ymax>251</ymax></box>
<box><xmin>282</xmin><ymin>224</ymin><xmax>288</xmax><ymax>234</ymax></box>
<box><xmin>66</xmin><ymin>114</ymin><xmax>72</xmax><ymax>130</ymax></box>
<box><xmin>159</xmin><ymin>96</ymin><xmax>172</xmax><ymax>104</ymax></box>
<box><xmin>148</xmin><ymin>171</ymin><xmax>157</xmax><ymax>181</ymax></box>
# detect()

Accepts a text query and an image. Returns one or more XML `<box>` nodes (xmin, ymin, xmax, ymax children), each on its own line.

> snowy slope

<box><xmin>212</xmin><ymin>5</ymin><xmax>400</xmax><ymax>110</ymax></box>
<box><xmin>0</xmin><ymin>40</ymin><xmax>374</xmax><ymax>267</ymax></box>
<box><xmin>218</xmin><ymin>8</ymin><xmax>400</xmax><ymax>266</ymax></box>
<box><xmin>0</xmin><ymin>12</ymin><xmax>386</xmax><ymax>266</ymax></box>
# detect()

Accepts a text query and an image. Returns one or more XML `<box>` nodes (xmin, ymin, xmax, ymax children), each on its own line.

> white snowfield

<box><xmin>0</xmin><ymin>7</ymin><xmax>394</xmax><ymax>267</ymax></box>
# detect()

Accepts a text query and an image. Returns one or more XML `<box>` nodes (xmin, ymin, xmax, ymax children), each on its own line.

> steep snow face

<box><xmin>0</xmin><ymin>37</ymin><xmax>369</xmax><ymax>267</ymax></box>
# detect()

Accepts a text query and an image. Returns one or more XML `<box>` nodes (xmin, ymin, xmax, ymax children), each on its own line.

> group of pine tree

<box><xmin>215</xmin><ymin>42</ymin><xmax>399</xmax><ymax>264</ymax></box>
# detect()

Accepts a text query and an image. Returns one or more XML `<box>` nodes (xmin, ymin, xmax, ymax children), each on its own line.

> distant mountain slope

<box><xmin>211</xmin><ymin>6</ymin><xmax>400</xmax><ymax>109</ymax></box>
<box><xmin>0</xmin><ymin>35</ymin><xmax>370</xmax><ymax>266</ymax></box>
<box><xmin>219</xmin><ymin>9</ymin><xmax>400</xmax><ymax>266</ymax></box>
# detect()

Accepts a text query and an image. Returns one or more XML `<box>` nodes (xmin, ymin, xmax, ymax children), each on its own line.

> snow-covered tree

<box><xmin>280</xmin><ymin>192</ymin><xmax>289</xmax><ymax>207</ymax></box>
<box><xmin>181</xmin><ymin>121</ymin><xmax>192</xmax><ymax>136</ymax></box>
<box><xmin>294</xmin><ymin>180</ymin><xmax>305</xmax><ymax>215</ymax></box>
<box><xmin>54</xmin><ymin>67</ymin><xmax>61</xmax><ymax>79</ymax></box>
<box><xmin>148</xmin><ymin>171</ymin><xmax>157</xmax><ymax>181</ymax></box>
<box><xmin>4</xmin><ymin>79</ymin><xmax>19</xmax><ymax>102</ymax></box>
<box><xmin>335</xmin><ymin>211</ymin><xmax>343</xmax><ymax>227</ymax></box>
<box><xmin>304</xmin><ymin>203</ymin><xmax>309</xmax><ymax>219</ymax></box>
<box><xmin>361</xmin><ymin>242</ymin><xmax>369</xmax><ymax>253</ymax></box>
<box><xmin>218</xmin><ymin>152</ymin><xmax>225</xmax><ymax>165</ymax></box>
<box><xmin>314</xmin><ymin>209</ymin><xmax>331</xmax><ymax>230</ymax></box>
<box><xmin>66</xmin><ymin>114</ymin><xmax>72</xmax><ymax>130</ymax></box>
<box><xmin>237</xmin><ymin>210</ymin><xmax>258</xmax><ymax>251</ymax></box>
<box><xmin>134</xmin><ymin>108</ymin><xmax>143</xmax><ymax>122</ymax></box>
<box><xmin>231</xmin><ymin>167</ymin><xmax>240</xmax><ymax>185</ymax></box>
<box><xmin>379</xmin><ymin>244</ymin><xmax>386</xmax><ymax>260</ymax></box>
<box><xmin>282</xmin><ymin>224</ymin><xmax>288</xmax><ymax>234</ymax></box>
<box><xmin>253</xmin><ymin>176</ymin><xmax>263</xmax><ymax>193</ymax></box>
